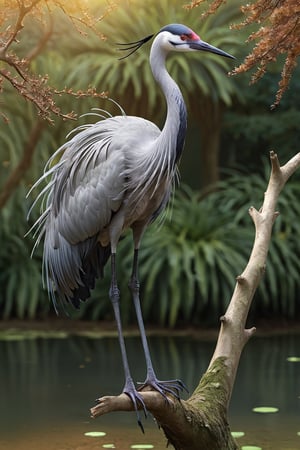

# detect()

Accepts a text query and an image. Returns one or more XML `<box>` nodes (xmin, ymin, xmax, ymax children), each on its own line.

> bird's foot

<box><xmin>123</xmin><ymin>377</ymin><xmax>148</xmax><ymax>433</ymax></box>
<box><xmin>138</xmin><ymin>375</ymin><xmax>188</xmax><ymax>401</ymax></box>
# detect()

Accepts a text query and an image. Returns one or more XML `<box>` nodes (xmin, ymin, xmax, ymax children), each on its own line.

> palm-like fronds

<box><xmin>118</xmin><ymin>185</ymin><xmax>253</xmax><ymax>327</ymax></box>
<box><xmin>55</xmin><ymin>0</ymin><xmax>244</xmax><ymax>118</ymax></box>
<box><xmin>1</xmin><ymin>2</ymin><xmax>298</xmax><ymax>324</ymax></box>
<box><xmin>118</xmin><ymin>166</ymin><xmax>300</xmax><ymax>327</ymax></box>
<box><xmin>214</xmin><ymin>166</ymin><xmax>300</xmax><ymax>318</ymax></box>
<box><xmin>0</xmin><ymin>184</ymin><xmax>49</xmax><ymax>319</ymax></box>
<box><xmin>66</xmin><ymin>181</ymin><xmax>252</xmax><ymax>326</ymax></box>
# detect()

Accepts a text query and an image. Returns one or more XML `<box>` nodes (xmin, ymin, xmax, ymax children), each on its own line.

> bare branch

<box><xmin>0</xmin><ymin>1</ymin><xmax>109</xmax><ymax>122</ymax></box>
<box><xmin>91</xmin><ymin>390</ymin><xmax>172</xmax><ymax>418</ymax></box>
<box><xmin>0</xmin><ymin>68</ymin><xmax>77</xmax><ymax>124</ymax></box>
<box><xmin>207</xmin><ymin>150</ymin><xmax>300</xmax><ymax>406</ymax></box>
<box><xmin>90</xmin><ymin>151</ymin><xmax>300</xmax><ymax>449</ymax></box>
<box><xmin>280</xmin><ymin>151</ymin><xmax>300</xmax><ymax>182</ymax></box>
<box><xmin>0</xmin><ymin>0</ymin><xmax>42</xmax><ymax>54</ymax></box>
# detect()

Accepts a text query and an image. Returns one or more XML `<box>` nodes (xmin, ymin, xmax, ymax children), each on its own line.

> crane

<box><xmin>28</xmin><ymin>23</ymin><xmax>234</xmax><ymax>429</ymax></box>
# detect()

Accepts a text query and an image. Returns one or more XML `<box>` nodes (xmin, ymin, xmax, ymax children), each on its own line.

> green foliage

<box><xmin>71</xmin><ymin>182</ymin><xmax>251</xmax><ymax>326</ymax></box>
<box><xmin>0</xmin><ymin>188</ymin><xmax>49</xmax><ymax>319</ymax></box>
<box><xmin>0</xmin><ymin>95</ymin><xmax>50</xmax><ymax>319</ymax></box>
<box><xmin>135</xmin><ymin>185</ymin><xmax>252</xmax><ymax>326</ymax></box>
<box><xmin>57</xmin><ymin>0</ymin><xmax>244</xmax><ymax>118</ymax></box>
<box><xmin>1</xmin><ymin>166</ymin><xmax>299</xmax><ymax>324</ymax></box>
<box><xmin>74</xmin><ymin>166</ymin><xmax>300</xmax><ymax>327</ymax></box>
<box><xmin>216</xmin><ymin>165</ymin><xmax>300</xmax><ymax>318</ymax></box>
<box><xmin>222</xmin><ymin>68</ymin><xmax>300</xmax><ymax>170</ymax></box>
<box><xmin>0</xmin><ymin>1</ymin><xmax>299</xmax><ymax>325</ymax></box>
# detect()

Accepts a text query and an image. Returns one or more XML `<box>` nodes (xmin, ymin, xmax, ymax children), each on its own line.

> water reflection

<box><xmin>0</xmin><ymin>332</ymin><xmax>299</xmax><ymax>447</ymax></box>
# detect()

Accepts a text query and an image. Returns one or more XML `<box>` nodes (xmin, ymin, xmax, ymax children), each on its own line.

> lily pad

<box><xmin>84</xmin><ymin>431</ymin><xmax>106</xmax><ymax>437</ymax></box>
<box><xmin>130</xmin><ymin>446</ymin><xmax>154</xmax><ymax>449</ymax></box>
<box><xmin>241</xmin><ymin>446</ymin><xmax>262</xmax><ymax>450</ymax></box>
<box><xmin>231</xmin><ymin>431</ymin><xmax>245</xmax><ymax>438</ymax></box>
<box><xmin>252</xmin><ymin>406</ymin><xmax>278</xmax><ymax>413</ymax></box>
<box><xmin>286</xmin><ymin>356</ymin><xmax>300</xmax><ymax>362</ymax></box>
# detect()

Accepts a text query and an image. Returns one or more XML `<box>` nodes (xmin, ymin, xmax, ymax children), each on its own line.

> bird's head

<box><xmin>118</xmin><ymin>23</ymin><xmax>235</xmax><ymax>60</ymax></box>
<box><xmin>157</xmin><ymin>23</ymin><xmax>235</xmax><ymax>59</ymax></box>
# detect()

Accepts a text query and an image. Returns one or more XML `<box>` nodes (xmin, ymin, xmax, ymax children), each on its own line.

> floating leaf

<box><xmin>241</xmin><ymin>446</ymin><xmax>262</xmax><ymax>450</ymax></box>
<box><xmin>231</xmin><ymin>431</ymin><xmax>245</xmax><ymax>438</ymax></box>
<box><xmin>252</xmin><ymin>406</ymin><xmax>279</xmax><ymax>413</ymax></box>
<box><xmin>287</xmin><ymin>356</ymin><xmax>300</xmax><ymax>362</ymax></box>
<box><xmin>102</xmin><ymin>445</ymin><xmax>115</xmax><ymax>449</ymax></box>
<box><xmin>130</xmin><ymin>446</ymin><xmax>154</xmax><ymax>449</ymax></box>
<box><xmin>84</xmin><ymin>431</ymin><xmax>106</xmax><ymax>437</ymax></box>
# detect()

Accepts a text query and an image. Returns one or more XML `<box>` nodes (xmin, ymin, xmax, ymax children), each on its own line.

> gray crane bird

<box><xmin>28</xmin><ymin>23</ymin><xmax>234</xmax><ymax>429</ymax></box>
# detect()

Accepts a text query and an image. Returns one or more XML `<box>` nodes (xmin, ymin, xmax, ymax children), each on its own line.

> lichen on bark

<box><xmin>154</xmin><ymin>358</ymin><xmax>237</xmax><ymax>450</ymax></box>
<box><xmin>91</xmin><ymin>152</ymin><xmax>300</xmax><ymax>450</ymax></box>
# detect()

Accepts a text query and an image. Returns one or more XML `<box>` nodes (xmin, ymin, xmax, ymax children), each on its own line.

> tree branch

<box><xmin>90</xmin><ymin>151</ymin><xmax>300</xmax><ymax>449</ymax></box>
<box><xmin>0</xmin><ymin>1</ymin><xmax>107</xmax><ymax>123</ymax></box>
<box><xmin>207</xmin><ymin>151</ymin><xmax>300</xmax><ymax>406</ymax></box>
<box><xmin>0</xmin><ymin>0</ymin><xmax>42</xmax><ymax>55</ymax></box>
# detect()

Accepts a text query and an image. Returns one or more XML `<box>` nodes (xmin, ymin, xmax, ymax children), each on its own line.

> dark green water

<box><xmin>0</xmin><ymin>331</ymin><xmax>299</xmax><ymax>449</ymax></box>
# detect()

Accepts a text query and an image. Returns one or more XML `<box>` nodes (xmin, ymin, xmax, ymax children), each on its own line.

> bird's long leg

<box><xmin>128</xmin><ymin>248</ymin><xmax>187</xmax><ymax>400</ymax></box>
<box><xmin>108</xmin><ymin>252</ymin><xmax>147</xmax><ymax>431</ymax></box>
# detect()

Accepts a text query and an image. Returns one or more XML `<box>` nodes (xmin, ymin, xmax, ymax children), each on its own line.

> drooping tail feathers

<box><xmin>43</xmin><ymin>230</ymin><xmax>111</xmax><ymax>311</ymax></box>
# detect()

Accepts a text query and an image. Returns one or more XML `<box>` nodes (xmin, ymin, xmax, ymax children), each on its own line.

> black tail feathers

<box><xmin>69</xmin><ymin>242</ymin><xmax>111</xmax><ymax>308</ymax></box>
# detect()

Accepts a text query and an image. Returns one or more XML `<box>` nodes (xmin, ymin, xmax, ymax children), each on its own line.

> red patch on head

<box><xmin>180</xmin><ymin>31</ymin><xmax>200</xmax><ymax>42</ymax></box>
<box><xmin>190</xmin><ymin>31</ymin><xmax>200</xmax><ymax>41</ymax></box>
<box><xmin>180</xmin><ymin>31</ymin><xmax>200</xmax><ymax>41</ymax></box>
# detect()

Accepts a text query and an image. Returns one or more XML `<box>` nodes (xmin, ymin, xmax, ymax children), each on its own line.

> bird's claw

<box><xmin>124</xmin><ymin>389</ymin><xmax>147</xmax><ymax>433</ymax></box>
<box><xmin>123</xmin><ymin>378</ymin><xmax>148</xmax><ymax>433</ymax></box>
<box><xmin>137</xmin><ymin>377</ymin><xmax>188</xmax><ymax>401</ymax></box>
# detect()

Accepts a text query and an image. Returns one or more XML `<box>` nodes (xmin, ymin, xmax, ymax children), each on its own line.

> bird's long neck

<box><xmin>150</xmin><ymin>40</ymin><xmax>187</xmax><ymax>165</ymax></box>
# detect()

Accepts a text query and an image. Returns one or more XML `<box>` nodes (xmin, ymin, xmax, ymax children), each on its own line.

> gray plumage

<box><xmin>31</xmin><ymin>111</ymin><xmax>180</xmax><ymax>308</ymax></box>
<box><xmin>28</xmin><ymin>23</ymin><xmax>234</xmax><ymax>428</ymax></box>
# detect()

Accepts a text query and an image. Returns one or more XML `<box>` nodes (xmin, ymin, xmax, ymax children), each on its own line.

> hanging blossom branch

<box><xmin>184</xmin><ymin>0</ymin><xmax>300</xmax><ymax>108</ymax></box>
<box><xmin>0</xmin><ymin>0</ymin><xmax>112</xmax><ymax>124</ymax></box>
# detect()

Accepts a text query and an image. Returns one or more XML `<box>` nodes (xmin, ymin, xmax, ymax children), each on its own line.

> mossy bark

<box><xmin>156</xmin><ymin>358</ymin><xmax>238</xmax><ymax>450</ymax></box>
<box><xmin>91</xmin><ymin>152</ymin><xmax>300</xmax><ymax>450</ymax></box>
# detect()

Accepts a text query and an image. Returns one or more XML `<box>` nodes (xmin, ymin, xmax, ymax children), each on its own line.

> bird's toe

<box><xmin>123</xmin><ymin>378</ymin><xmax>148</xmax><ymax>433</ymax></box>
<box><xmin>138</xmin><ymin>377</ymin><xmax>188</xmax><ymax>400</ymax></box>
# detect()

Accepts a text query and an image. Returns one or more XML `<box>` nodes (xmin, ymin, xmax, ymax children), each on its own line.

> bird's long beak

<box><xmin>189</xmin><ymin>40</ymin><xmax>235</xmax><ymax>59</ymax></box>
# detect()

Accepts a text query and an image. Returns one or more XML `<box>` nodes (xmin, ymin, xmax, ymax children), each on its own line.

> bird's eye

<box><xmin>180</xmin><ymin>34</ymin><xmax>188</xmax><ymax>41</ymax></box>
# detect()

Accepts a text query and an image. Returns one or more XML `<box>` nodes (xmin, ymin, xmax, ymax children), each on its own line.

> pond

<box><xmin>0</xmin><ymin>328</ymin><xmax>299</xmax><ymax>450</ymax></box>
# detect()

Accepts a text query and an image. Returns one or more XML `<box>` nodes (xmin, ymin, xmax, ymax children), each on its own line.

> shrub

<box><xmin>1</xmin><ymin>165</ymin><xmax>299</xmax><ymax>325</ymax></box>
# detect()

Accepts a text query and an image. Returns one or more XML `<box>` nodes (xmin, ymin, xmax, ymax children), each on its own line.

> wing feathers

<box><xmin>28</xmin><ymin>114</ymin><xmax>168</xmax><ymax>309</ymax></box>
<box><xmin>29</xmin><ymin>116</ymin><xmax>126</xmax><ymax>306</ymax></box>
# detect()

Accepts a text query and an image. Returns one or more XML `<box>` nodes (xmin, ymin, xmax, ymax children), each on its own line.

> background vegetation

<box><xmin>0</xmin><ymin>0</ymin><xmax>299</xmax><ymax>326</ymax></box>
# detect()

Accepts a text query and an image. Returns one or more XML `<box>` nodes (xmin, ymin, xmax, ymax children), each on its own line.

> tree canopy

<box><xmin>0</xmin><ymin>0</ymin><xmax>109</xmax><ymax>123</ymax></box>
<box><xmin>185</xmin><ymin>0</ymin><xmax>300</xmax><ymax>107</ymax></box>
<box><xmin>1</xmin><ymin>0</ymin><xmax>299</xmax><ymax>119</ymax></box>
<box><xmin>0</xmin><ymin>0</ymin><xmax>299</xmax><ymax>323</ymax></box>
